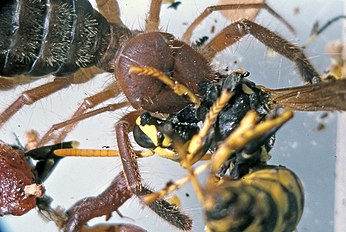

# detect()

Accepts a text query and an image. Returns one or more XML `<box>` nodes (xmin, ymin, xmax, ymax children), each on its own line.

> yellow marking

<box><xmin>242</xmin><ymin>168</ymin><xmax>303</xmax><ymax>231</ymax></box>
<box><xmin>154</xmin><ymin>147</ymin><xmax>180</xmax><ymax>161</ymax></box>
<box><xmin>71</xmin><ymin>141</ymin><xmax>80</xmax><ymax>148</ymax></box>
<box><xmin>161</xmin><ymin>134</ymin><xmax>172</xmax><ymax>147</ymax></box>
<box><xmin>227</xmin><ymin>68</ymin><xmax>245</xmax><ymax>75</ymax></box>
<box><xmin>260</xmin><ymin>147</ymin><xmax>271</xmax><ymax>162</ymax></box>
<box><xmin>246</xmin><ymin>168</ymin><xmax>304</xmax><ymax>224</ymax></box>
<box><xmin>165</xmin><ymin>195</ymin><xmax>181</xmax><ymax>207</ymax></box>
<box><xmin>129</xmin><ymin>66</ymin><xmax>201</xmax><ymax>106</ymax></box>
<box><xmin>136</xmin><ymin>114</ymin><xmax>172</xmax><ymax>148</ymax></box>
<box><xmin>135</xmin><ymin>116</ymin><xmax>141</xmax><ymax>126</ymax></box>
<box><xmin>140</xmin><ymin>124</ymin><xmax>159</xmax><ymax>146</ymax></box>
<box><xmin>242</xmin><ymin>83</ymin><xmax>254</xmax><ymax>94</ymax></box>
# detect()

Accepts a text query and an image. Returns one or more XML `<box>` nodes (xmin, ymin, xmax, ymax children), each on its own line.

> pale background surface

<box><xmin>0</xmin><ymin>0</ymin><xmax>343</xmax><ymax>231</ymax></box>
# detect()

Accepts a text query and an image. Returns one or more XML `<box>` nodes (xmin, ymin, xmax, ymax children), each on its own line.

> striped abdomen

<box><xmin>204</xmin><ymin>166</ymin><xmax>304</xmax><ymax>232</ymax></box>
<box><xmin>0</xmin><ymin>0</ymin><xmax>112</xmax><ymax>77</ymax></box>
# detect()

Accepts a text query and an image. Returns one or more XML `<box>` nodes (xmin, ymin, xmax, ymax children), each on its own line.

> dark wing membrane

<box><xmin>261</xmin><ymin>79</ymin><xmax>346</xmax><ymax>111</ymax></box>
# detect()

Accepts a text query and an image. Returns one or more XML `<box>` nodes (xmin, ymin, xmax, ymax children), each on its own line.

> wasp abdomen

<box><xmin>0</xmin><ymin>0</ymin><xmax>112</xmax><ymax>77</ymax></box>
<box><xmin>205</xmin><ymin>167</ymin><xmax>304</xmax><ymax>232</ymax></box>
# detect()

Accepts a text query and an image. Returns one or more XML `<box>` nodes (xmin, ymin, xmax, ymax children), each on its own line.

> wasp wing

<box><xmin>262</xmin><ymin>79</ymin><xmax>346</xmax><ymax>111</ymax></box>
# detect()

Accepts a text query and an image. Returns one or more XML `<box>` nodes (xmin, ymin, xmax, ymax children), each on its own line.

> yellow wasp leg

<box><xmin>211</xmin><ymin>110</ymin><xmax>293</xmax><ymax>172</ymax></box>
<box><xmin>184</xmin><ymin>89</ymin><xmax>234</xmax><ymax>167</ymax></box>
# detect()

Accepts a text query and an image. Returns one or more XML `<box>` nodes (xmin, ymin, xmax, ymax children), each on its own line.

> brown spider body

<box><xmin>116</xmin><ymin>31</ymin><xmax>214</xmax><ymax>113</ymax></box>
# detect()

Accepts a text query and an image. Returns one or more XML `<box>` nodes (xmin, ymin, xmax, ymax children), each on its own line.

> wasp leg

<box><xmin>211</xmin><ymin>110</ymin><xmax>293</xmax><ymax>172</ymax></box>
<box><xmin>182</xmin><ymin>3</ymin><xmax>295</xmax><ymax>43</ymax></box>
<box><xmin>129</xmin><ymin>65</ymin><xmax>201</xmax><ymax>106</ymax></box>
<box><xmin>96</xmin><ymin>0</ymin><xmax>123</xmax><ymax>25</ymax></box>
<box><xmin>145</xmin><ymin>0</ymin><xmax>163</xmax><ymax>31</ymax></box>
<box><xmin>38</xmin><ymin>85</ymin><xmax>128</xmax><ymax>146</ymax></box>
<box><xmin>184</xmin><ymin>88</ymin><xmax>233</xmax><ymax>166</ymax></box>
<box><xmin>143</xmin><ymin>162</ymin><xmax>210</xmax><ymax>205</ymax></box>
<box><xmin>202</xmin><ymin>19</ymin><xmax>320</xmax><ymax>84</ymax></box>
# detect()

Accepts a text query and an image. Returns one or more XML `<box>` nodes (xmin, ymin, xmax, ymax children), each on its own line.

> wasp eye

<box><xmin>133</xmin><ymin>125</ymin><xmax>156</xmax><ymax>149</ymax></box>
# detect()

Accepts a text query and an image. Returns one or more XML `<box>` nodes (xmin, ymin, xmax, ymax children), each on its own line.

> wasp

<box><xmin>0</xmin><ymin>0</ymin><xmax>341</xmax><ymax>231</ymax></box>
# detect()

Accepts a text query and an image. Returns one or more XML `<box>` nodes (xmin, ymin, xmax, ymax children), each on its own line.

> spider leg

<box><xmin>0</xmin><ymin>76</ymin><xmax>36</xmax><ymax>90</ymax></box>
<box><xmin>115</xmin><ymin>111</ymin><xmax>193</xmax><ymax>230</ymax></box>
<box><xmin>38</xmin><ymin>82</ymin><xmax>126</xmax><ymax>146</ymax></box>
<box><xmin>145</xmin><ymin>0</ymin><xmax>163</xmax><ymax>31</ymax></box>
<box><xmin>96</xmin><ymin>0</ymin><xmax>123</xmax><ymax>25</ymax></box>
<box><xmin>202</xmin><ymin>19</ymin><xmax>320</xmax><ymax>84</ymax></box>
<box><xmin>0</xmin><ymin>67</ymin><xmax>103</xmax><ymax>129</ymax></box>
<box><xmin>115</xmin><ymin>111</ymin><xmax>144</xmax><ymax>193</ymax></box>
<box><xmin>182</xmin><ymin>3</ymin><xmax>295</xmax><ymax>43</ymax></box>
<box><xmin>65</xmin><ymin>171</ymin><xmax>145</xmax><ymax>232</ymax></box>
<box><xmin>0</xmin><ymin>78</ymin><xmax>70</xmax><ymax>128</ymax></box>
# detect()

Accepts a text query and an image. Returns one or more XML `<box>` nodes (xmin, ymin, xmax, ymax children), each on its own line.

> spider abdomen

<box><xmin>0</xmin><ymin>0</ymin><xmax>112</xmax><ymax>77</ymax></box>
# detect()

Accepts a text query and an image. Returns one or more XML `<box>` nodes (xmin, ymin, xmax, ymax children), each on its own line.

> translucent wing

<box><xmin>261</xmin><ymin>79</ymin><xmax>346</xmax><ymax>111</ymax></box>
